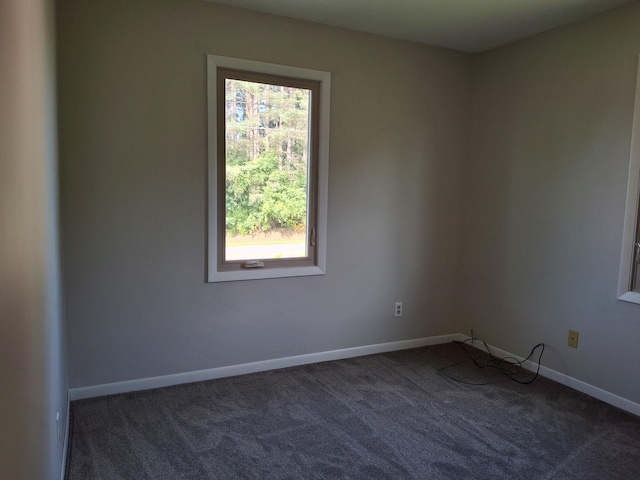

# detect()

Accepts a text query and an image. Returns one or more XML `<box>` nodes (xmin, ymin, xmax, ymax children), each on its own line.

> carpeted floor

<box><xmin>65</xmin><ymin>342</ymin><xmax>640</xmax><ymax>479</ymax></box>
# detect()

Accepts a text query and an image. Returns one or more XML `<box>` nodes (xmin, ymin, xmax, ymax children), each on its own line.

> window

<box><xmin>207</xmin><ymin>55</ymin><xmax>330</xmax><ymax>282</ymax></box>
<box><xmin>618</xmin><ymin>56</ymin><xmax>640</xmax><ymax>304</ymax></box>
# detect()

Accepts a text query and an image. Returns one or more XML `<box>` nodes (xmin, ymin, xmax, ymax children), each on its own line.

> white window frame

<box><xmin>206</xmin><ymin>55</ymin><xmax>330</xmax><ymax>283</ymax></box>
<box><xmin>618</xmin><ymin>55</ymin><xmax>640</xmax><ymax>304</ymax></box>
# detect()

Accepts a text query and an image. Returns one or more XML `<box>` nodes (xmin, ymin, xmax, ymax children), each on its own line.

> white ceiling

<box><xmin>208</xmin><ymin>0</ymin><xmax>635</xmax><ymax>52</ymax></box>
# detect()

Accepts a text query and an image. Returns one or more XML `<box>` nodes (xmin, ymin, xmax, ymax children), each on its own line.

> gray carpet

<box><xmin>65</xmin><ymin>342</ymin><xmax>640</xmax><ymax>479</ymax></box>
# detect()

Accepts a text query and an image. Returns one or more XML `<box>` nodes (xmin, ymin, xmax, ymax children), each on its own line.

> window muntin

<box><xmin>207</xmin><ymin>56</ymin><xmax>330</xmax><ymax>282</ymax></box>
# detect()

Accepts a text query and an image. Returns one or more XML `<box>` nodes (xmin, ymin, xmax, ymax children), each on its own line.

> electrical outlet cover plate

<box><xmin>568</xmin><ymin>329</ymin><xmax>579</xmax><ymax>348</ymax></box>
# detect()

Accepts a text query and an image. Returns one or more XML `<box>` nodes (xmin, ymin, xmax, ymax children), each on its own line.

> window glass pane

<box><xmin>224</xmin><ymin>78</ymin><xmax>311</xmax><ymax>261</ymax></box>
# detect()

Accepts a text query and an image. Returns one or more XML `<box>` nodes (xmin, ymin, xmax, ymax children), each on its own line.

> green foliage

<box><xmin>224</xmin><ymin>78</ymin><xmax>310</xmax><ymax>236</ymax></box>
<box><xmin>225</xmin><ymin>152</ymin><xmax>308</xmax><ymax>236</ymax></box>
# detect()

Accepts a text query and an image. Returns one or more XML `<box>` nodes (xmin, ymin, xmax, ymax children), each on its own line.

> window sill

<box><xmin>617</xmin><ymin>291</ymin><xmax>640</xmax><ymax>305</ymax></box>
<box><xmin>208</xmin><ymin>265</ymin><xmax>325</xmax><ymax>283</ymax></box>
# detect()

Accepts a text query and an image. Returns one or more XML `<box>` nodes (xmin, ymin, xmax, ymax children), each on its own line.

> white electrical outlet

<box><xmin>395</xmin><ymin>302</ymin><xmax>403</xmax><ymax>317</ymax></box>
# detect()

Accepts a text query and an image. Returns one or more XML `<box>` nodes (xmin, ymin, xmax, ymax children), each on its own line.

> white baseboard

<box><xmin>461</xmin><ymin>336</ymin><xmax>640</xmax><ymax>417</ymax></box>
<box><xmin>69</xmin><ymin>334</ymin><xmax>461</xmax><ymax>401</ymax></box>
<box><xmin>68</xmin><ymin>334</ymin><xmax>640</xmax><ymax>418</ymax></box>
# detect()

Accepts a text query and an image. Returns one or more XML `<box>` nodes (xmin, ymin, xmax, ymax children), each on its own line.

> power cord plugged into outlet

<box><xmin>442</xmin><ymin>333</ymin><xmax>545</xmax><ymax>386</ymax></box>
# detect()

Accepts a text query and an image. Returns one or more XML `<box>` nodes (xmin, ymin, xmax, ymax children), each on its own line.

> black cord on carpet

<box><xmin>439</xmin><ymin>340</ymin><xmax>545</xmax><ymax>386</ymax></box>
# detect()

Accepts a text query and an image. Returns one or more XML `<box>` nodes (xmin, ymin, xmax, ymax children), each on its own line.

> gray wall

<box><xmin>0</xmin><ymin>0</ymin><xmax>67</xmax><ymax>479</ymax></box>
<box><xmin>58</xmin><ymin>0</ymin><xmax>640</xmax><ymax>409</ymax></box>
<box><xmin>57</xmin><ymin>0</ymin><xmax>469</xmax><ymax>388</ymax></box>
<box><xmin>465</xmin><ymin>3</ymin><xmax>640</xmax><ymax>403</ymax></box>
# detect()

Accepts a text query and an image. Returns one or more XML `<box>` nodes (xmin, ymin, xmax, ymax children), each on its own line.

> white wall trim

<box><xmin>206</xmin><ymin>54</ymin><xmax>331</xmax><ymax>283</ymax></box>
<box><xmin>60</xmin><ymin>393</ymin><xmax>70</xmax><ymax>480</ymax></box>
<box><xmin>69</xmin><ymin>334</ymin><xmax>640</xmax><ymax>418</ymax></box>
<box><xmin>461</xmin><ymin>336</ymin><xmax>640</xmax><ymax>417</ymax></box>
<box><xmin>617</xmin><ymin>55</ymin><xmax>640</xmax><ymax>304</ymax></box>
<box><xmin>69</xmin><ymin>334</ymin><xmax>461</xmax><ymax>401</ymax></box>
